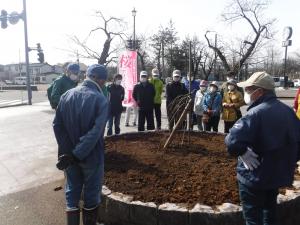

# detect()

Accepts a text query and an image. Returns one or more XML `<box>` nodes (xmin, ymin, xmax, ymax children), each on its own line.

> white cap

<box><xmin>152</xmin><ymin>68</ymin><xmax>159</xmax><ymax>76</ymax></box>
<box><xmin>140</xmin><ymin>70</ymin><xmax>148</xmax><ymax>78</ymax></box>
<box><xmin>172</xmin><ymin>70</ymin><xmax>181</xmax><ymax>77</ymax></box>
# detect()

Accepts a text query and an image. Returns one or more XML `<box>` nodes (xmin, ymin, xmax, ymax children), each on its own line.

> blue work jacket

<box><xmin>53</xmin><ymin>79</ymin><xmax>108</xmax><ymax>167</ymax></box>
<box><xmin>225</xmin><ymin>93</ymin><xmax>300</xmax><ymax>189</ymax></box>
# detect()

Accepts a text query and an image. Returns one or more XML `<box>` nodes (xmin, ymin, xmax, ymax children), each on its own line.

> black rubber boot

<box><xmin>82</xmin><ymin>207</ymin><xmax>99</xmax><ymax>225</ymax></box>
<box><xmin>66</xmin><ymin>209</ymin><xmax>80</xmax><ymax>225</ymax></box>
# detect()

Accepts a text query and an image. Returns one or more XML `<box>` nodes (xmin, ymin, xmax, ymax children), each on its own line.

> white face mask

<box><xmin>173</xmin><ymin>77</ymin><xmax>180</xmax><ymax>82</ymax></box>
<box><xmin>227</xmin><ymin>77</ymin><xmax>233</xmax><ymax>81</ymax></box>
<box><xmin>70</xmin><ymin>74</ymin><xmax>78</xmax><ymax>81</ymax></box>
<box><xmin>115</xmin><ymin>79</ymin><xmax>122</xmax><ymax>85</ymax></box>
<box><xmin>200</xmin><ymin>86</ymin><xmax>207</xmax><ymax>91</ymax></box>
<box><xmin>244</xmin><ymin>88</ymin><xmax>260</xmax><ymax>105</ymax></box>
<box><xmin>140</xmin><ymin>77</ymin><xmax>147</xmax><ymax>83</ymax></box>
<box><xmin>209</xmin><ymin>87</ymin><xmax>217</xmax><ymax>93</ymax></box>
<box><xmin>228</xmin><ymin>85</ymin><xmax>235</xmax><ymax>91</ymax></box>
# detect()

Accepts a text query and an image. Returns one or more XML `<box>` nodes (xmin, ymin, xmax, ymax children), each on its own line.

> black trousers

<box><xmin>224</xmin><ymin>121</ymin><xmax>236</xmax><ymax>133</ymax></box>
<box><xmin>204</xmin><ymin>115</ymin><xmax>220</xmax><ymax>132</ymax></box>
<box><xmin>154</xmin><ymin>103</ymin><xmax>161</xmax><ymax>129</ymax></box>
<box><xmin>138</xmin><ymin>109</ymin><xmax>155</xmax><ymax>131</ymax></box>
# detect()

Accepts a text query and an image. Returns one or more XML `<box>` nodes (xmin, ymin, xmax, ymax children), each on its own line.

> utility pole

<box><xmin>188</xmin><ymin>41</ymin><xmax>192</xmax><ymax>131</ymax></box>
<box><xmin>23</xmin><ymin>0</ymin><xmax>32</xmax><ymax>104</ymax></box>
<box><xmin>161</xmin><ymin>40</ymin><xmax>165</xmax><ymax>79</ymax></box>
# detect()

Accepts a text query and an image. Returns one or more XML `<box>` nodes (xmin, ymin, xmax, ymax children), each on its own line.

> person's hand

<box><xmin>223</xmin><ymin>103</ymin><xmax>229</xmax><ymax>107</ymax></box>
<box><xmin>56</xmin><ymin>154</ymin><xmax>79</xmax><ymax>170</ymax></box>
<box><xmin>229</xmin><ymin>103</ymin><xmax>235</xmax><ymax>108</ymax></box>
<box><xmin>239</xmin><ymin>147</ymin><xmax>260</xmax><ymax>171</ymax></box>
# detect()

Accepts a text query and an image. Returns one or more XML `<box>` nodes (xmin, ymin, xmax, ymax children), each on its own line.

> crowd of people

<box><xmin>50</xmin><ymin>63</ymin><xmax>300</xmax><ymax>225</ymax></box>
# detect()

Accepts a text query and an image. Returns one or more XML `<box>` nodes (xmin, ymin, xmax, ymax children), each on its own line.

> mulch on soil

<box><xmin>104</xmin><ymin>131</ymin><xmax>239</xmax><ymax>208</ymax></box>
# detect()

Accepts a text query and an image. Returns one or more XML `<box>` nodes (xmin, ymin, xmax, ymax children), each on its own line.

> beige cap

<box><xmin>237</xmin><ymin>71</ymin><xmax>275</xmax><ymax>90</ymax></box>
<box><xmin>152</xmin><ymin>68</ymin><xmax>159</xmax><ymax>76</ymax></box>
<box><xmin>172</xmin><ymin>70</ymin><xmax>181</xmax><ymax>77</ymax></box>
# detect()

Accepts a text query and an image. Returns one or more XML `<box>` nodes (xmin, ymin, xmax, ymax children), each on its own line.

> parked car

<box><xmin>4</xmin><ymin>80</ymin><xmax>13</xmax><ymax>85</ymax></box>
<box><xmin>293</xmin><ymin>79</ymin><xmax>300</xmax><ymax>87</ymax></box>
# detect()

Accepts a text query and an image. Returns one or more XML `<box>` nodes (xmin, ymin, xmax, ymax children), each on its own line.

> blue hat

<box><xmin>87</xmin><ymin>64</ymin><xmax>108</xmax><ymax>80</ymax></box>
<box><xmin>67</xmin><ymin>63</ymin><xmax>80</xmax><ymax>74</ymax></box>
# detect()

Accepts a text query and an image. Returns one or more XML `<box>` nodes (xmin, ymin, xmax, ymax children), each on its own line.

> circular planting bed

<box><xmin>99</xmin><ymin>131</ymin><xmax>300</xmax><ymax>225</ymax></box>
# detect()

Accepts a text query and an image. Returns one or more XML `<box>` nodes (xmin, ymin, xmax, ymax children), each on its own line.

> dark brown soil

<box><xmin>104</xmin><ymin>131</ymin><xmax>239</xmax><ymax>207</ymax></box>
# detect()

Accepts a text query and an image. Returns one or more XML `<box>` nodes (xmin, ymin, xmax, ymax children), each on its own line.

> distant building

<box><xmin>0</xmin><ymin>62</ymin><xmax>88</xmax><ymax>84</ymax></box>
<box><xmin>0</xmin><ymin>63</ymin><xmax>63</xmax><ymax>84</ymax></box>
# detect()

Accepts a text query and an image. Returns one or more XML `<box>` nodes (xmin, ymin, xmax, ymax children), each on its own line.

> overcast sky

<box><xmin>0</xmin><ymin>0</ymin><xmax>299</xmax><ymax>65</ymax></box>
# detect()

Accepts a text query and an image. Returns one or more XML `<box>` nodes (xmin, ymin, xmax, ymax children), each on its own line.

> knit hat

<box><xmin>86</xmin><ymin>64</ymin><xmax>108</xmax><ymax>80</ymax></box>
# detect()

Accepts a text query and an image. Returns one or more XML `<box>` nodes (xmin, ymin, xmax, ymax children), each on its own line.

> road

<box><xmin>0</xmin><ymin>89</ymin><xmax>48</xmax><ymax>108</ymax></box>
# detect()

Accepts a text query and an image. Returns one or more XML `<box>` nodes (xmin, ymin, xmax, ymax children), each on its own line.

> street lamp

<box><xmin>132</xmin><ymin>8</ymin><xmax>136</xmax><ymax>50</ymax></box>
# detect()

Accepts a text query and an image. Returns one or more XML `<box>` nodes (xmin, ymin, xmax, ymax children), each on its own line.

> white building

<box><xmin>0</xmin><ymin>63</ymin><xmax>63</xmax><ymax>84</ymax></box>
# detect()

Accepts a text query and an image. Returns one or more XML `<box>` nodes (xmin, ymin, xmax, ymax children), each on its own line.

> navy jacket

<box><xmin>107</xmin><ymin>83</ymin><xmax>124</xmax><ymax>115</ymax></box>
<box><xmin>166</xmin><ymin>81</ymin><xmax>188</xmax><ymax>106</ymax></box>
<box><xmin>225</xmin><ymin>93</ymin><xmax>300</xmax><ymax>189</ymax></box>
<box><xmin>133</xmin><ymin>81</ymin><xmax>155</xmax><ymax>111</ymax></box>
<box><xmin>53</xmin><ymin>80</ymin><xmax>108</xmax><ymax>167</ymax></box>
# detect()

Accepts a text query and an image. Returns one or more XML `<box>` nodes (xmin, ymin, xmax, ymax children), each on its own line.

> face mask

<box><xmin>140</xmin><ymin>77</ymin><xmax>147</xmax><ymax>83</ymax></box>
<box><xmin>209</xmin><ymin>87</ymin><xmax>217</xmax><ymax>93</ymax></box>
<box><xmin>200</xmin><ymin>87</ymin><xmax>207</xmax><ymax>91</ymax></box>
<box><xmin>173</xmin><ymin>77</ymin><xmax>180</xmax><ymax>82</ymax></box>
<box><xmin>227</xmin><ymin>77</ymin><xmax>232</xmax><ymax>81</ymax></box>
<box><xmin>244</xmin><ymin>88</ymin><xmax>260</xmax><ymax>105</ymax></box>
<box><xmin>228</xmin><ymin>85</ymin><xmax>235</xmax><ymax>91</ymax></box>
<box><xmin>70</xmin><ymin>74</ymin><xmax>78</xmax><ymax>81</ymax></box>
<box><xmin>115</xmin><ymin>79</ymin><xmax>122</xmax><ymax>85</ymax></box>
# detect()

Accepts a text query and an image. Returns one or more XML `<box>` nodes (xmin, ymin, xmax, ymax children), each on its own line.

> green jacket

<box><xmin>49</xmin><ymin>75</ymin><xmax>77</xmax><ymax>108</ymax></box>
<box><xmin>149</xmin><ymin>78</ymin><xmax>163</xmax><ymax>104</ymax></box>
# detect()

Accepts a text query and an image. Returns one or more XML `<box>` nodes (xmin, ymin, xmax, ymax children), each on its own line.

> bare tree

<box><xmin>71</xmin><ymin>11</ymin><xmax>126</xmax><ymax>66</ymax></box>
<box><xmin>205</xmin><ymin>0</ymin><xmax>276</xmax><ymax>77</ymax></box>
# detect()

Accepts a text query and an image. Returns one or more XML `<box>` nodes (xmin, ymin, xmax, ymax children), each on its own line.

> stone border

<box><xmin>101</xmin><ymin>132</ymin><xmax>300</xmax><ymax>225</ymax></box>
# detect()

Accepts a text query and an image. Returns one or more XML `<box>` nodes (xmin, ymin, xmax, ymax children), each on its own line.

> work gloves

<box><xmin>56</xmin><ymin>154</ymin><xmax>79</xmax><ymax>170</ymax></box>
<box><xmin>238</xmin><ymin>147</ymin><xmax>260</xmax><ymax>171</ymax></box>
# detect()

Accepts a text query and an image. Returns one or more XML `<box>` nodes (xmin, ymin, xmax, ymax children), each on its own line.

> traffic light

<box><xmin>36</xmin><ymin>43</ymin><xmax>44</xmax><ymax>63</ymax></box>
<box><xmin>1</xmin><ymin>10</ymin><xmax>8</xmax><ymax>29</ymax></box>
<box><xmin>38</xmin><ymin>52</ymin><xmax>44</xmax><ymax>63</ymax></box>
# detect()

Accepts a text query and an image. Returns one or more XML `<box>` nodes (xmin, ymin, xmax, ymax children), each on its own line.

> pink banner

<box><xmin>118</xmin><ymin>50</ymin><xmax>138</xmax><ymax>107</ymax></box>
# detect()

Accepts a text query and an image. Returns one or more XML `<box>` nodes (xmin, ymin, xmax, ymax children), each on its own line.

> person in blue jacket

<box><xmin>202</xmin><ymin>81</ymin><xmax>222</xmax><ymax>132</ymax></box>
<box><xmin>53</xmin><ymin>64</ymin><xmax>109</xmax><ymax>225</ymax></box>
<box><xmin>225</xmin><ymin>71</ymin><xmax>300</xmax><ymax>225</ymax></box>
